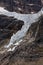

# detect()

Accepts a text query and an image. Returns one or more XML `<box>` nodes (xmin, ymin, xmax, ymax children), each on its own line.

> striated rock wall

<box><xmin>0</xmin><ymin>15</ymin><xmax>24</xmax><ymax>42</ymax></box>
<box><xmin>0</xmin><ymin>0</ymin><xmax>42</xmax><ymax>13</ymax></box>
<box><xmin>0</xmin><ymin>15</ymin><xmax>43</xmax><ymax>65</ymax></box>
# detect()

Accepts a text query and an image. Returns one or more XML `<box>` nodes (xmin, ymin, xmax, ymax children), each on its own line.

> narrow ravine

<box><xmin>0</xmin><ymin>7</ymin><xmax>43</xmax><ymax>51</ymax></box>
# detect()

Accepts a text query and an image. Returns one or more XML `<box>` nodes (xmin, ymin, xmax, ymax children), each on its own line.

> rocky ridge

<box><xmin>0</xmin><ymin>0</ymin><xmax>42</xmax><ymax>13</ymax></box>
<box><xmin>0</xmin><ymin>15</ymin><xmax>43</xmax><ymax>65</ymax></box>
<box><xmin>0</xmin><ymin>15</ymin><xmax>24</xmax><ymax>43</ymax></box>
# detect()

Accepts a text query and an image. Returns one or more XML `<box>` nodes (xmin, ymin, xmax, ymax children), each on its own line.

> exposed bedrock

<box><xmin>0</xmin><ymin>15</ymin><xmax>43</xmax><ymax>65</ymax></box>
<box><xmin>0</xmin><ymin>0</ymin><xmax>42</xmax><ymax>13</ymax></box>
<box><xmin>0</xmin><ymin>15</ymin><xmax>24</xmax><ymax>41</ymax></box>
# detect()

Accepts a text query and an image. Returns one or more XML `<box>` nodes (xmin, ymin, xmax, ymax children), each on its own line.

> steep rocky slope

<box><xmin>0</xmin><ymin>15</ymin><xmax>24</xmax><ymax>42</ymax></box>
<box><xmin>0</xmin><ymin>0</ymin><xmax>42</xmax><ymax>13</ymax></box>
<box><xmin>0</xmin><ymin>15</ymin><xmax>43</xmax><ymax>65</ymax></box>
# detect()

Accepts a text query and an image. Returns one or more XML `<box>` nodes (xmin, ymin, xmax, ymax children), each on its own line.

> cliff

<box><xmin>0</xmin><ymin>15</ymin><xmax>24</xmax><ymax>42</ymax></box>
<box><xmin>0</xmin><ymin>15</ymin><xmax>43</xmax><ymax>65</ymax></box>
<box><xmin>0</xmin><ymin>0</ymin><xmax>42</xmax><ymax>13</ymax></box>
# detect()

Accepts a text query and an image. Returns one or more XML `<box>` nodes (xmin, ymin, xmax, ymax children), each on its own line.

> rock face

<box><xmin>0</xmin><ymin>15</ymin><xmax>24</xmax><ymax>42</ymax></box>
<box><xmin>0</xmin><ymin>0</ymin><xmax>42</xmax><ymax>13</ymax></box>
<box><xmin>0</xmin><ymin>0</ymin><xmax>43</xmax><ymax>65</ymax></box>
<box><xmin>0</xmin><ymin>15</ymin><xmax>43</xmax><ymax>65</ymax></box>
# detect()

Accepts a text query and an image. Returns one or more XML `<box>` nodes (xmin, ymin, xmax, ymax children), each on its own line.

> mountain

<box><xmin>0</xmin><ymin>15</ymin><xmax>24</xmax><ymax>42</ymax></box>
<box><xmin>0</xmin><ymin>0</ymin><xmax>42</xmax><ymax>13</ymax></box>
<box><xmin>0</xmin><ymin>15</ymin><xmax>43</xmax><ymax>65</ymax></box>
<box><xmin>0</xmin><ymin>0</ymin><xmax>43</xmax><ymax>65</ymax></box>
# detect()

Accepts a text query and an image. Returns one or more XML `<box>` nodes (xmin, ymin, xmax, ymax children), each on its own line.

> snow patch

<box><xmin>7</xmin><ymin>39</ymin><xmax>22</xmax><ymax>51</ymax></box>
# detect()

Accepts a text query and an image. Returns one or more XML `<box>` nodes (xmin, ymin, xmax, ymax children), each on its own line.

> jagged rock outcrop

<box><xmin>0</xmin><ymin>15</ymin><xmax>24</xmax><ymax>42</ymax></box>
<box><xmin>0</xmin><ymin>0</ymin><xmax>42</xmax><ymax>13</ymax></box>
<box><xmin>0</xmin><ymin>15</ymin><xmax>43</xmax><ymax>65</ymax></box>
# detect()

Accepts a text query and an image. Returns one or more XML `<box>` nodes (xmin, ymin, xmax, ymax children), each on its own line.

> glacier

<box><xmin>0</xmin><ymin>7</ymin><xmax>43</xmax><ymax>51</ymax></box>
